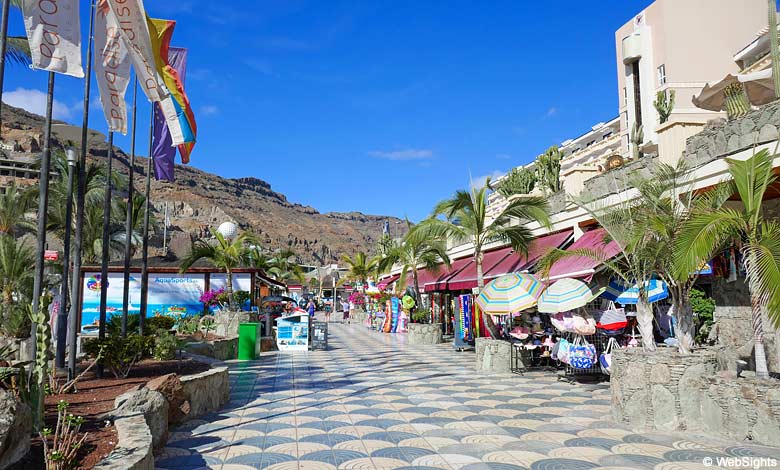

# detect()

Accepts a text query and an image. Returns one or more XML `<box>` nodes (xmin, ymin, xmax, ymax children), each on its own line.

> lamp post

<box><xmin>55</xmin><ymin>146</ymin><xmax>78</xmax><ymax>369</ymax></box>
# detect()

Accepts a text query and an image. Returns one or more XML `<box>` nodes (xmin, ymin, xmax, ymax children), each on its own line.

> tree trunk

<box><xmin>226</xmin><ymin>268</ymin><xmax>235</xmax><ymax>310</ymax></box>
<box><xmin>670</xmin><ymin>286</ymin><xmax>694</xmax><ymax>354</ymax></box>
<box><xmin>412</xmin><ymin>268</ymin><xmax>423</xmax><ymax>323</ymax></box>
<box><xmin>636</xmin><ymin>298</ymin><xmax>656</xmax><ymax>352</ymax></box>
<box><xmin>745</xmin><ymin>251</ymin><xmax>770</xmax><ymax>378</ymax></box>
<box><xmin>475</xmin><ymin>251</ymin><xmax>501</xmax><ymax>338</ymax></box>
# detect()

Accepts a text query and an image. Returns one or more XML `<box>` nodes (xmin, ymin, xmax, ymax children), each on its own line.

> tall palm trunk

<box><xmin>226</xmin><ymin>268</ymin><xmax>235</xmax><ymax>310</ymax></box>
<box><xmin>669</xmin><ymin>285</ymin><xmax>694</xmax><ymax>354</ymax></box>
<box><xmin>475</xmin><ymin>250</ymin><xmax>501</xmax><ymax>338</ymax></box>
<box><xmin>745</xmin><ymin>250</ymin><xmax>770</xmax><ymax>378</ymax></box>
<box><xmin>636</xmin><ymin>298</ymin><xmax>656</xmax><ymax>351</ymax></box>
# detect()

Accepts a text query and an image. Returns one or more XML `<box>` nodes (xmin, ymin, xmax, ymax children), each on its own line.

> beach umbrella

<box><xmin>693</xmin><ymin>69</ymin><xmax>776</xmax><ymax>115</ymax></box>
<box><xmin>602</xmin><ymin>278</ymin><xmax>668</xmax><ymax>305</ymax></box>
<box><xmin>475</xmin><ymin>273</ymin><xmax>543</xmax><ymax>315</ymax></box>
<box><xmin>538</xmin><ymin>278</ymin><xmax>602</xmax><ymax>314</ymax></box>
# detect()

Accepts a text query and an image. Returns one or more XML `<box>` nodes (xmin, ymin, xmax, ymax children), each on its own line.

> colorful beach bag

<box><xmin>596</xmin><ymin>303</ymin><xmax>628</xmax><ymax>332</ymax></box>
<box><xmin>599</xmin><ymin>337</ymin><xmax>620</xmax><ymax>375</ymax></box>
<box><xmin>556</xmin><ymin>338</ymin><xmax>571</xmax><ymax>364</ymax></box>
<box><xmin>568</xmin><ymin>336</ymin><xmax>597</xmax><ymax>369</ymax></box>
<box><xmin>573</xmin><ymin>315</ymin><xmax>596</xmax><ymax>335</ymax></box>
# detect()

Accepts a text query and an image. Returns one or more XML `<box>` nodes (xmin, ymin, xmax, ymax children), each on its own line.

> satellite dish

<box><xmin>217</xmin><ymin>221</ymin><xmax>238</xmax><ymax>240</ymax></box>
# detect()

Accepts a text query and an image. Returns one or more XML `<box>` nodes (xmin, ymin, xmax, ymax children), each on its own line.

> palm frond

<box><xmin>673</xmin><ymin>208</ymin><xmax>745</xmax><ymax>279</ymax></box>
<box><xmin>746</xmin><ymin>222</ymin><xmax>780</xmax><ymax>328</ymax></box>
<box><xmin>725</xmin><ymin>149</ymin><xmax>776</xmax><ymax>223</ymax></box>
<box><xmin>6</xmin><ymin>36</ymin><xmax>30</xmax><ymax>67</ymax></box>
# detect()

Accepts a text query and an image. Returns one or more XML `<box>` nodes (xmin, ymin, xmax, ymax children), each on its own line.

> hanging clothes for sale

<box><xmin>454</xmin><ymin>295</ymin><xmax>469</xmax><ymax>350</ymax></box>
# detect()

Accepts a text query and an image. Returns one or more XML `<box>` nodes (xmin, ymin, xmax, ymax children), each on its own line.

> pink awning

<box><xmin>378</xmin><ymin>273</ymin><xmax>400</xmax><ymax>290</ymax></box>
<box><xmin>423</xmin><ymin>257</ymin><xmax>473</xmax><ymax>292</ymax></box>
<box><xmin>441</xmin><ymin>247</ymin><xmax>512</xmax><ymax>291</ymax></box>
<box><xmin>546</xmin><ymin>228</ymin><xmax>621</xmax><ymax>281</ymax></box>
<box><xmin>485</xmin><ymin>230</ymin><xmax>573</xmax><ymax>280</ymax></box>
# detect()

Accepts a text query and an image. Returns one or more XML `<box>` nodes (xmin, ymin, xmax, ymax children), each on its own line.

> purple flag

<box><xmin>152</xmin><ymin>47</ymin><xmax>188</xmax><ymax>182</ymax></box>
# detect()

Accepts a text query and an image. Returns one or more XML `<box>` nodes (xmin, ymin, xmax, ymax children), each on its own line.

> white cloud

<box><xmin>243</xmin><ymin>59</ymin><xmax>273</xmax><ymax>76</ymax></box>
<box><xmin>368</xmin><ymin>148</ymin><xmax>433</xmax><ymax>161</ymax></box>
<box><xmin>199</xmin><ymin>105</ymin><xmax>219</xmax><ymax>116</ymax></box>
<box><xmin>3</xmin><ymin>87</ymin><xmax>76</xmax><ymax>120</ymax></box>
<box><xmin>470</xmin><ymin>170</ymin><xmax>504</xmax><ymax>190</ymax></box>
<box><xmin>545</xmin><ymin>107</ymin><xmax>558</xmax><ymax>118</ymax></box>
<box><xmin>496</xmin><ymin>153</ymin><xmax>511</xmax><ymax>160</ymax></box>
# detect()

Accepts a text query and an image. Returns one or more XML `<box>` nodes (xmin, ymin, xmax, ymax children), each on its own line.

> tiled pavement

<box><xmin>156</xmin><ymin>318</ymin><xmax>780</xmax><ymax>470</ymax></box>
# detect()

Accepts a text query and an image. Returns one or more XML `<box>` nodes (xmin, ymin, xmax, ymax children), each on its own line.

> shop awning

<box><xmin>484</xmin><ymin>230</ymin><xmax>574</xmax><ymax>280</ymax></box>
<box><xmin>424</xmin><ymin>257</ymin><xmax>473</xmax><ymax>292</ymax></box>
<box><xmin>440</xmin><ymin>246</ymin><xmax>514</xmax><ymax>291</ymax></box>
<box><xmin>257</xmin><ymin>273</ymin><xmax>286</xmax><ymax>290</ymax></box>
<box><xmin>378</xmin><ymin>273</ymin><xmax>400</xmax><ymax>289</ymax></box>
<box><xmin>546</xmin><ymin>228</ymin><xmax>621</xmax><ymax>281</ymax></box>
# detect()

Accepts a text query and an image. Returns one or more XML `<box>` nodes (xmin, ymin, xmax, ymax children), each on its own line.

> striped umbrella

<box><xmin>475</xmin><ymin>273</ymin><xmax>543</xmax><ymax>315</ymax></box>
<box><xmin>602</xmin><ymin>278</ymin><xmax>669</xmax><ymax>304</ymax></box>
<box><xmin>538</xmin><ymin>278</ymin><xmax>601</xmax><ymax>314</ymax></box>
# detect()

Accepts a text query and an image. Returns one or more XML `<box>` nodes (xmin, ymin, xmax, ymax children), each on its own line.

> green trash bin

<box><xmin>238</xmin><ymin>322</ymin><xmax>261</xmax><ymax>360</ymax></box>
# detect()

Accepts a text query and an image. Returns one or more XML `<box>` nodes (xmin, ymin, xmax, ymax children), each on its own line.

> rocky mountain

<box><xmin>1</xmin><ymin>104</ymin><xmax>404</xmax><ymax>265</ymax></box>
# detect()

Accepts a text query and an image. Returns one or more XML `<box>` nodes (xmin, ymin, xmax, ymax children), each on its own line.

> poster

<box><xmin>276</xmin><ymin>315</ymin><xmax>309</xmax><ymax>351</ymax></box>
<box><xmin>81</xmin><ymin>272</ymin><xmax>205</xmax><ymax>332</ymax></box>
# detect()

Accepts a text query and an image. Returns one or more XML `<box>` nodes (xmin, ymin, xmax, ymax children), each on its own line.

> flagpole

<box><xmin>68</xmin><ymin>0</ymin><xmax>97</xmax><ymax>382</ymax></box>
<box><xmin>96</xmin><ymin>131</ymin><xmax>114</xmax><ymax>379</ymax></box>
<box><xmin>121</xmin><ymin>77</ymin><xmax>138</xmax><ymax>338</ymax></box>
<box><xmin>0</xmin><ymin>0</ymin><xmax>12</xmax><ymax>140</ymax></box>
<box><xmin>29</xmin><ymin>72</ymin><xmax>55</xmax><ymax>374</ymax></box>
<box><xmin>55</xmin><ymin>146</ymin><xmax>77</xmax><ymax>370</ymax></box>
<box><xmin>139</xmin><ymin>104</ymin><xmax>154</xmax><ymax>336</ymax></box>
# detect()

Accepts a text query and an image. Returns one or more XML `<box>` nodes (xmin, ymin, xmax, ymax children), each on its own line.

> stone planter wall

<box><xmin>611</xmin><ymin>347</ymin><xmax>780</xmax><ymax>446</ymax></box>
<box><xmin>180</xmin><ymin>367</ymin><xmax>230</xmax><ymax>420</ymax></box>
<box><xmin>611</xmin><ymin>348</ymin><xmax>718</xmax><ymax>432</ymax></box>
<box><xmin>213</xmin><ymin>311</ymin><xmax>249</xmax><ymax>338</ymax></box>
<box><xmin>184</xmin><ymin>337</ymin><xmax>238</xmax><ymax>361</ymax></box>
<box><xmin>475</xmin><ymin>338</ymin><xmax>512</xmax><ymax>374</ymax></box>
<box><xmin>0</xmin><ymin>390</ymin><xmax>32</xmax><ymax>469</ymax></box>
<box><xmin>93</xmin><ymin>414</ymin><xmax>153</xmax><ymax>470</ymax></box>
<box><xmin>408</xmin><ymin>323</ymin><xmax>442</xmax><ymax>345</ymax></box>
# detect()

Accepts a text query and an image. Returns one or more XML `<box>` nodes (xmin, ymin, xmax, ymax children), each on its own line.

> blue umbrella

<box><xmin>602</xmin><ymin>278</ymin><xmax>669</xmax><ymax>304</ymax></box>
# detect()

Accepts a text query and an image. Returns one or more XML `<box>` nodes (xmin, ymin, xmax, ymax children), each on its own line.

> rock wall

<box><xmin>408</xmin><ymin>323</ymin><xmax>443</xmax><ymax>345</ymax></box>
<box><xmin>475</xmin><ymin>338</ymin><xmax>512</xmax><ymax>374</ymax></box>
<box><xmin>685</xmin><ymin>100</ymin><xmax>780</xmax><ymax>167</ymax></box>
<box><xmin>180</xmin><ymin>367</ymin><xmax>230</xmax><ymax>420</ymax></box>
<box><xmin>579</xmin><ymin>156</ymin><xmax>658</xmax><ymax>203</ymax></box>
<box><xmin>611</xmin><ymin>347</ymin><xmax>780</xmax><ymax>446</ymax></box>
<box><xmin>92</xmin><ymin>415</ymin><xmax>153</xmax><ymax>470</ymax></box>
<box><xmin>184</xmin><ymin>337</ymin><xmax>238</xmax><ymax>361</ymax></box>
<box><xmin>0</xmin><ymin>390</ymin><xmax>31</xmax><ymax>470</ymax></box>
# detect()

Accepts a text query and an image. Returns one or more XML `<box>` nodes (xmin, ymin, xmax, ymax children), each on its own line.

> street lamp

<box><xmin>55</xmin><ymin>146</ymin><xmax>78</xmax><ymax>369</ymax></box>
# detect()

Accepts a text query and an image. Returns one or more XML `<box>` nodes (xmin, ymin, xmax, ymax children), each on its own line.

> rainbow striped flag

<box><xmin>147</xmin><ymin>17</ymin><xmax>196</xmax><ymax>163</ymax></box>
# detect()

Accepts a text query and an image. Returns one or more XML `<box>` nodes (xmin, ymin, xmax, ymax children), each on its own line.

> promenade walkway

<box><xmin>156</xmin><ymin>319</ymin><xmax>780</xmax><ymax>470</ymax></box>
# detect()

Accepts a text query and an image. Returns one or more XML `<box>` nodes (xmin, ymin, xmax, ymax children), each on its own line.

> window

<box><xmin>658</xmin><ymin>64</ymin><xmax>666</xmax><ymax>86</ymax></box>
<box><xmin>632</xmin><ymin>61</ymin><xmax>643</xmax><ymax>128</ymax></box>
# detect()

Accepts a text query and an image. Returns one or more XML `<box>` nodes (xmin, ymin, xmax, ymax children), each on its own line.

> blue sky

<box><xmin>4</xmin><ymin>0</ymin><xmax>654</xmax><ymax>221</ymax></box>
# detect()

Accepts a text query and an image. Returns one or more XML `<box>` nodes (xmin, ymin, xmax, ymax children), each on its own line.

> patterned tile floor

<box><xmin>156</xmin><ymin>318</ymin><xmax>780</xmax><ymax>470</ymax></box>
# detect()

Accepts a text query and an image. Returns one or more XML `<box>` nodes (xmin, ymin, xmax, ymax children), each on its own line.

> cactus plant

<box><xmin>535</xmin><ymin>146</ymin><xmax>562</xmax><ymax>194</ymax></box>
<box><xmin>630</xmin><ymin>122</ymin><xmax>644</xmax><ymax>159</ymax></box>
<box><xmin>653</xmin><ymin>89</ymin><xmax>675</xmax><ymax>124</ymax></box>
<box><xmin>498</xmin><ymin>167</ymin><xmax>537</xmax><ymax>197</ymax></box>
<box><xmin>724</xmin><ymin>82</ymin><xmax>750</xmax><ymax>120</ymax></box>
<box><xmin>28</xmin><ymin>293</ymin><xmax>52</xmax><ymax>431</ymax></box>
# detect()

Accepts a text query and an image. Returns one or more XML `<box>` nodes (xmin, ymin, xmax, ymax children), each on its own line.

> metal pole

<box><xmin>121</xmin><ymin>78</ymin><xmax>138</xmax><ymax>338</ymax></box>
<box><xmin>29</xmin><ymin>72</ymin><xmax>55</xmax><ymax>369</ymax></box>
<box><xmin>96</xmin><ymin>132</ymin><xmax>114</xmax><ymax>378</ymax></box>
<box><xmin>55</xmin><ymin>148</ymin><xmax>78</xmax><ymax>369</ymax></box>
<box><xmin>139</xmin><ymin>105</ymin><xmax>154</xmax><ymax>336</ymax></box>
<box><xmin>68</xmin><ymin>0</ymin><xmax>97</xmax><ymax>381</ymax></box>
<box><xmin>0</xmin><ymin>0</ymin><xmax>12</xmax><ymax>139</ymax></box>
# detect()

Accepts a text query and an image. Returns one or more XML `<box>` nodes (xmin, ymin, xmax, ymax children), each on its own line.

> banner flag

<box><xmin>21</xmin><ymin>0</ymin><xmax>84</xmax><ymax>77</ymax></box>
<box><xmin>152</xmin><ymin>47</ymin><xmax>190</xmax><ymax>181</ymax></box>
<box><xmin>94</xmin><ymin>0</ymin><xmax>131</xmax><ymax>134</ymax></box>
<box><xmin>148</xmin><ymin>19</ymin><xmax>196</xmax><ymax>162</ymax></box>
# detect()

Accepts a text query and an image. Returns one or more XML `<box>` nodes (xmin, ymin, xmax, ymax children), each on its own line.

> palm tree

<box><xmin>0</xmin><ymin>235</ymin><xmax>34</xmax><ymax>310</ymax></box>
<box><xmin>378</xmin><ymin>219</ymin><xmax>451</xmax><ymax>300</ymax></box>
<box><xmin>418</xmin><ymin>179</ymin><xmax>550</xmax><ymax>337</ymax></box>
<box><xmin>268</xmin><ymin>248</ymin><xmax>304</xmax><ymax>282</ymax></box>
<box><xmin>180</xmin><ymin>229</ymin><xmax>255</xmax><ymax>308</ymax></box>
<box><xmin>0</xmin><ymin>181</ymin><xmax>35</xmax><ymax>235</ymax></box>
<box><xmin>340</xmin><ymin>251</ymin><xmax>378</xmax><ymax>287</ymax></box>
<box><xmin>675</xmin><ymin>149</ymin><xmax>780</xmax><ymax>378</ymax></box>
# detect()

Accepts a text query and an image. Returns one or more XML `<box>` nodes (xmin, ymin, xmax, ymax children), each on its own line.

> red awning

<box><xmin>378</xmin><ymin>273</ymin><xmax>400</xmax><ymax>288</ymax></box>
<box><xmin>440</xmin><ymin>247</ymin><xmax>511</xmax><ymax>291</ymax></box>
<box><xmin>484</xmin><ymin>230</ymin><xmax>573</xmax><ymax>280</ymax></box>
<box><xmin>546</xmin><ymin>228</ymin><xmax>621</xmax><ymax>281</ymax></box>
<box><xmin>424</xmin><ymin>257</ymin><xmax>473</xmax><ymax>292</ymax></box>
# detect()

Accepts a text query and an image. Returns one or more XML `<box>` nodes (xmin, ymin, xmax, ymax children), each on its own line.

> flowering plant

<box><xmin>200</xmin><ymin>288</ymin><xmax>228</xmax><ymax>307</ymax></box>
<box><xmin>348</xmin><ymin>291</ymin><xmax>365</xmax><ymax>306</ymax></box>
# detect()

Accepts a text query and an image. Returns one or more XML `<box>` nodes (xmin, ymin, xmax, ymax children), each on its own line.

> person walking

<box><xmin>307</xmin><ymin>299</ymin><xmax>316</xmax><ymax>319</ymax></box>
<box><xmin>343</xmin><ymin>300</ymin><xmax>351</xmax><ymax>324</ymax></box>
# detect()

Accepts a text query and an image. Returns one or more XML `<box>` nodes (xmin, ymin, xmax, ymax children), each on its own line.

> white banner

<box><xmin>21</xmin><ymin>0</ymin><xmax>85</xmax><ymax>78</ymax></box>
<box><xmin>106</xmin><ymin>0</ymin><xmax>167</xmax><ymax>102</ymax></box>
<box><xmin>94</xmin><ymin>1</ymin><xmax>131</xmax><ymax>134</ymax></box>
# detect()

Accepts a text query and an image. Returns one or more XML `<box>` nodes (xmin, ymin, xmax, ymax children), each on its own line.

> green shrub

<box><xmin>83</xmin><ymin>335</ymin><xmax>154</xmax><ymax>379</ymax></box>
<box><xmin>106</xmin><ymin>313</ymin><xmax>140</xmax><ymax>337</ymax></box>
<box><xmin>152</xmin><ymin>329</ymin><xmax>183</xmax><ymax>361</ymax></box>
<box><xmin>146</xmin><ymin>315</ymin><xmax>175</xmax><ymax>332</ymax></box>
<box><xmin>1</xmin><ymin>304</ymin><xmax>31</xmax><ymax>339</ymax></box>
<box><xmin>691</xmin><ymin>288</ymin><xmax>716</xmax><ymax>345</ymax></box>
<box><xmin>498</xmin><ymin>167</ymin><xmax>537</xmax><ymax>197</ymax></box>
<box><xmin>234</xmin><ymin>290</ymin><xmax>251</xmax><ymax>307</ymax></box>
<box><xmin>411</xmin><ymin>308</ymin><xmax>431</xmax><ymax>323</ymax></box>
<box><xmin>176</xmin><ymin>315</ymin><xmax>200</xmax><ymax>335</ymax></box>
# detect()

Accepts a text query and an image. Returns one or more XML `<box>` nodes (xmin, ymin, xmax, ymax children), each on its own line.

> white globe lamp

<box><xmin>217</xmin><ymin>221</ymin><xmax>239</xmax><ymax>240</ymax></box>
